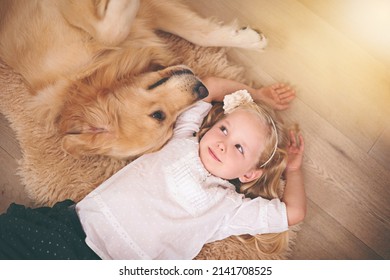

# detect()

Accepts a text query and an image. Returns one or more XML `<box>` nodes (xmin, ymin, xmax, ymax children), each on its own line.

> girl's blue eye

<box><xmin>220</xmin><ymin>126</ymin><xmax>228</xmax><ymax>135</ymax></box>
<box><xmin>235</xmin><ymin>144</ymin><xmax>244</xmax><ymax>154</ymax></box>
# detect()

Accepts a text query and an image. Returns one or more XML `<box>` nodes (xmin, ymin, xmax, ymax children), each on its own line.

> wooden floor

<box><xmin>1</xmin><ymin>0</ymin><xmax>389</xmax><ymax>259</ymax></box>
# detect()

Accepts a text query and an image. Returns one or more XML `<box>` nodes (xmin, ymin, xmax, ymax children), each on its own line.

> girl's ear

<box><xmin>238</xmin><ymin>169</ymin><xmax>263</xmax><ymax>183</ymax></box>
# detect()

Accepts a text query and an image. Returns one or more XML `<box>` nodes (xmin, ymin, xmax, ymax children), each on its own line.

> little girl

<box><xmin>0</xmin><ymin>78</ymin><xmax>305</xmax><ymax>260</ymax></box>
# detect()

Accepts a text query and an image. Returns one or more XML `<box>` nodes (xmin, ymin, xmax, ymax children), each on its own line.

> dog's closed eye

<box><xmin>148</xmin><ymin>77</ymin><xmax>170</xmax><ymax>90</ymax></box>
<box><xmin>150</xmin><ymin>110</ymin><xmax>166</xmax><ymax>121</ymax></box>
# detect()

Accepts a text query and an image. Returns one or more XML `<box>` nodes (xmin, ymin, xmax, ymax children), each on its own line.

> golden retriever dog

<box><xmin>58</xmin><ymin>65</ymin><xmax>208</xmax><ymax>159</ymax></box>
<box><xmin>0</xmin><ymin>0</ymin><xmax>266</xmax><ymax>159</ymax></box>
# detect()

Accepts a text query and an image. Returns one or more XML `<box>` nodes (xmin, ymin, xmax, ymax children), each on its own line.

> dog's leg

<box><xmin>60</xmin><ymin>0</ymin><xmax>140</xmax><ymax>46</ymax></box>
<box><xmin>94</xmin><ymin>0</ymin><xmax>140</xmax><ymax>45</ymax></box>
<box><xmin>146</xmin><ymin>1</ymin><xmax>267</xmax><ymax>49</ymax></box>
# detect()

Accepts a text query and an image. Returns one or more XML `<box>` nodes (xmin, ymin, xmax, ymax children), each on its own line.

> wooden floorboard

<box><xmin>0</xmin><ymin>113</ymin><xmax>21</xmax><ymax>159</ymax></box>
<box><xmin>297</xmin><ymin>0</ymin><xmax>390</xmax><ymax>73</ymax></box>
<box><xmin>291</xmin><ymin>200</ymin><xmax>382</xmax><ymax>260</ymax></box>
<box><xmin>369</xmin><ymin>122</ymin><xmax>390</xmax><ymax>169</ymax></box>
<box><xmin>0</xmin><ymin>113</ymin><xmax>31</xmax><ymax>213</ymax></box>
<box><xmin>283</xmin><ymin>99</ymin><xmax>390</xmax><ymax>259</ymax></box>
<box><xmin>0</xmin><ymin>145</ymin><xmax>31</xmax><ymax>214</ymax></box>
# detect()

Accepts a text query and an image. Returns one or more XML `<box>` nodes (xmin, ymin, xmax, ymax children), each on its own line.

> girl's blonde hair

<box><xmin>198</xmin><ymin>101</ymin><xmax>290</xmax><ymax>256</ymax></box>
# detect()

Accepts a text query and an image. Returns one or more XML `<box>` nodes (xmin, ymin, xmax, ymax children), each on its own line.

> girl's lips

<box><xmin>208</xmin><ymin>147</ymin><xmax>221</xmax><ymax>162</ymax></box>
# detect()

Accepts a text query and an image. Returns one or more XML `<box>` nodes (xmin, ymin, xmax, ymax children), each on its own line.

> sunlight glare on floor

<box><xmin>342</xmin><ymin>0</ymin><xmax>390</xmax><ymax>68</ymax></box>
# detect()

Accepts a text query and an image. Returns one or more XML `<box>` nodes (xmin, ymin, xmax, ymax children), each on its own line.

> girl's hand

<box><xmin>286</xmin><ymin>130</ymin><xmax>304</xmax><ymax>172</ymax></box>
<box><xmin>253</xmin><ymin>83</ymin><xmax>296</xmax><ymax>110</ymax></box>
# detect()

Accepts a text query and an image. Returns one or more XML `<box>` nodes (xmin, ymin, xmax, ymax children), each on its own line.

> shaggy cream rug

<box><xmin>0</xmin><ymin>32</ymin><xmax>299</xmax><ymax>259</ymax></box>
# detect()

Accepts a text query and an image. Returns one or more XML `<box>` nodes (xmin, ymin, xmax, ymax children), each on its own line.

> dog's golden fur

<box><xmin>0</xmin><ymin>0</ymin><xmax>266</xmax><ymax>159</ymax></box>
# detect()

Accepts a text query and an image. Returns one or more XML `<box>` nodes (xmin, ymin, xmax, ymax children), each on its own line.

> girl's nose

<box><xmin>217</xmin><ymin>142</ymin><xmax>225</xmax><ymax>152</ymax></box>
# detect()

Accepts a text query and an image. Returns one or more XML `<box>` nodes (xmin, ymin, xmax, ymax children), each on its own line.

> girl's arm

<box><xmin>202</xmin><ymin>76</ymin><xmax>295</xmax><ymax>110</ymax></box>
<box><xmin>282</xmin><ymin>130</ymin><xmax>306</xmax><ymax>226</ymax></box>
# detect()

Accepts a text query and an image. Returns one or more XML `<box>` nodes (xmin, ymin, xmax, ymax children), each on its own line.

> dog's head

<box><xmin>58</xmin><ymin>65</ymin><xmax>208</xmax><ymax>159</ymax></box>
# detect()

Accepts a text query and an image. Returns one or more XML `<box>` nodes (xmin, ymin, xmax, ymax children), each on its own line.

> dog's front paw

<box><xmin>234</xmin><ymin>27</ymin><xmax>267</xmax><ymax>49</ymax></box>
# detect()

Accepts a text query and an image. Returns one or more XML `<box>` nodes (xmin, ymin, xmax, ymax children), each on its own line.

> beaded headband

<box><xmin>223</xmin><ymin>90</ymin><xmax>278</xmax><ymax>168</ymax></box>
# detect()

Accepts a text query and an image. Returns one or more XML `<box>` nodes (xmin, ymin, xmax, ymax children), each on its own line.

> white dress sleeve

<box><xmin>212</xmin><ymin>196</ymin><xmax>289</xmax><ymax>241</ymax></box>
<box><xmin>173</xmin><ymin>101</ymin><xmax>212</xmax><ymax>139</ymax></box>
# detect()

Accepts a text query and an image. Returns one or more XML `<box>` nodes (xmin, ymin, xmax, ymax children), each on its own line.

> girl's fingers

<box><xmin>279</xmin><ymin>90</ymin><xmax>295</xmax><ymax>99</ymax></box>
<box><xmin>271</xmin><ymin>83</ymin><xmax>286</xmax><ymax>90</ymax></box>
<box><xmin>298</xmin><ymin>134</ymin><xmax>305</xmax><ymax>151</ymax></box>
<box><xmin>289</xmin><ymin>130</ymin><xmax>297</xmax><ymax>147</ymax></box>
<box><xmin>289</xmin><ymin>131</ymin><xmax>305</xmax><ymax>153</ymax></box>
<box><xmin>280</xmin><ymin>94</ymin><xmax>295</xmax><ymax>104</ymax></box>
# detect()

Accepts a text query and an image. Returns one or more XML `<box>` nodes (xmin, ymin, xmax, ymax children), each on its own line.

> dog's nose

<box><xmin>194</xmin><ymin>82</ymin><xmax>209</xmax><ymax>99</ymax></box>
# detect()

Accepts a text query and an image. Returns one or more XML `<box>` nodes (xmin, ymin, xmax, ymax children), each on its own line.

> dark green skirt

<box><xmin>0</xmin><ymin>200</ymin><xmax>100</xmax><ymax>260</ymax></box>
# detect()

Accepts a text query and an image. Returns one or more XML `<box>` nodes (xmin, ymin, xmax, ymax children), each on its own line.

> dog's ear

<box><xmin>58</xmin><ymin>87</ymin><xmax>117</xmax><ymax>158</ymax></box>
<box><xmin>61</xmin><ymin>131</ymin><xmax>114</xmax><ymax>158</ymax></box>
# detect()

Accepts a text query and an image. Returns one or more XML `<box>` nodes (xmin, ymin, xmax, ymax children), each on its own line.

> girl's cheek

<box><xmin>229</xmin><ymin>151</ymin><xmax>240</xmax><ymax>163</ymax></box>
